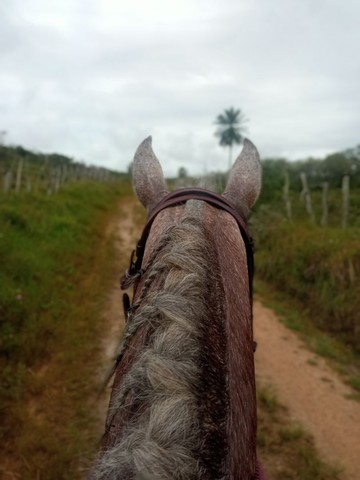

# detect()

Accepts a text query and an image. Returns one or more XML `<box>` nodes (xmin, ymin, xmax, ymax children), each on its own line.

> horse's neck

<box><xmin>205</xmin><ymin>210</ymin><xmax>257</xmax><ymax>478</ymax></box>
<box><xmin>95</xmin><ymin>208</ymin><xmax>256</xmax><ymax>480</ymax></box>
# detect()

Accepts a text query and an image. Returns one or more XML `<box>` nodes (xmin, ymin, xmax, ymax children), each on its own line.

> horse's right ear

<box><xmin>132</xmin><ymin>137</ymin><xmax>168</xmax><ymax>213</ymax></box>
<box><xmin>223</xmin><ymin>139</ymin><xmax>262</xmax><ymax>218</ymax></box>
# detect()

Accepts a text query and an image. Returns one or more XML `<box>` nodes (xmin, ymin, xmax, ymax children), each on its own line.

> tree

<box><xmin>178</xmin><ymin>166</ymin><xmax>188</xmax><ymax>179</ymax></box>
<box><xmin>214</xmin><ymin>107</ymin><xmax>247</xmax><ymax>170</ymax></box>
<box><xmin>322</xmin><ymin>153</ymin><xmax>353</xmax><ymax>187</ymax></box>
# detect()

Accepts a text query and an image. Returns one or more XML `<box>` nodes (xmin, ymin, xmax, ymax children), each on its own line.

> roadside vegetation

<box><xmin>251</xmin><ymin>148</ymin><xmax>360</xmax><ymax>369</ymax></box>
<box><xmin>0</xmin><ymin>179</ymin><xmax>131</xmax><ymax>479</ymax></box>
<box><xmin>252</xmin><ymin>203</ymin><xmax>360</xmax><ymax>351</ymax></box>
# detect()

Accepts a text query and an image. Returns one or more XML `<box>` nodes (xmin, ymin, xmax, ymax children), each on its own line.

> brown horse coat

<box><xmin>89</xmin><ymin>137</ymin><xmax>262</xmax><ymax>480</ymax></box>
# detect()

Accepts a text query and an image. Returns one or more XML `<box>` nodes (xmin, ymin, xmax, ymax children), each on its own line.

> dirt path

<box><xmin>254</xmin><ymin>301</ymin><xmax>360</xmax><ymax>480</ymax></box>
<box><xmin>97</xmin><ymin>198</ymin><xmax>141</xmax><ymax>430</ymax></box>
<box><xmin>98</xmin><ymin>201</ymin><xmax>359</xmax><ymax>479</ymax></box>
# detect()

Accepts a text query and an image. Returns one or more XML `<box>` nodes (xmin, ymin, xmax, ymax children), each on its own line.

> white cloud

<box><xmin>1</xmin><ymin>0</ymin><xmax>360</xmax><ymax>175</ymax></box>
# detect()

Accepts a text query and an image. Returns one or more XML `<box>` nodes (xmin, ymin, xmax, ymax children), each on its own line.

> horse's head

<box><xmin>133</xmin><ymin>135</ymin><xmax>261</xmax><ymax>216</ymax></box>
<box><xmin>132</xmin><ymin>136</ymin><xmax>261</xmax><ymax>276</ymax></box>
<box><xmin>90</xmin><ymin>138</ymin><xmax>262</xmax><ymax>480</ymax></box>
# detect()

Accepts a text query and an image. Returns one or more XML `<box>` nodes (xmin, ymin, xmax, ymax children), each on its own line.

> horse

<box><xmin>88</xmin><ymin>136</ymin><xmax>263</xmax><ymax>480</ymax></box>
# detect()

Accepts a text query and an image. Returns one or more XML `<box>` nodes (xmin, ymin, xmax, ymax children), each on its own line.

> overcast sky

<box><xmin>1</xmin><ymin>0</ymin><xmax>360</xmax><ymax>175</ymax></box>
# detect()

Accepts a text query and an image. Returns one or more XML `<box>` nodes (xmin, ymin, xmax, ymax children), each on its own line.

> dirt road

<box><xmin>97</xmin><ymin>199</ymin><xmax>141</xmax><ymax>429</ymax></box>
<box><xmin>254</xmin><ymin>301</ymin><xmax>360</xmax><ymax>480</ymax></box>
<box><xmin>99</xmin><ymin>198</ymin><xmax>359</xmax><ymax>480</ymax></box>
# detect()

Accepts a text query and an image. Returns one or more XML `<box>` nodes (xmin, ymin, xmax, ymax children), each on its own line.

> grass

<box><xmin>252</xmin><ymin>190</ymin><xmax>360</xmax><ymax>353</ymax></box>
<box><xmin>255</xmin><ymin>279</ymin><xmax>360</xmax><ymax>397</ymax></box>
<box><xmin>0</xmin><ymin>181</ymin><xmax>132</xmax><ymax>479</ymax></box>
<box><xmin>257</xmin><ymin>384</ymin><xmax>342</xmax><ymax>479</ymax></box>
<box><xmin>307</xmin><ymin>358</ymin><xmax>318</xmax><ymax>366</ymax></box>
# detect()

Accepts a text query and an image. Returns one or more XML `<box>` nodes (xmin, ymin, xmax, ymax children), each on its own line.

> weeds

<box><xmin>348</xmin><ymin>376</ymin><xmax>360</xmax><ymax>392</ymax></box>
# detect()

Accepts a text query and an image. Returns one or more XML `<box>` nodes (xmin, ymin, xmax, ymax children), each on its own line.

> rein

<box><xmin>121</xmin><ymin>188</ymin><xmax>254</xmax><ymax>300</ymax></box>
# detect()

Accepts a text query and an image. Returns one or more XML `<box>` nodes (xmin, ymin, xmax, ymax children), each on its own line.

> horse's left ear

<box><xmin>133</xmin><ymin>136</ymin><xmax>168</xmax><ymax>213</ymax></box>
<box><xmin>223</xmin><ymin>139</ymin><xmax>262</xmax><ymax>217</ymax></box>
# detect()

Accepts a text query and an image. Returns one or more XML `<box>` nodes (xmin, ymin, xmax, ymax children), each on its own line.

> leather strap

<box><xmin>122</xmin><ymin>188</ymin><xmax>254</xmax><ymax>300</ymax></box>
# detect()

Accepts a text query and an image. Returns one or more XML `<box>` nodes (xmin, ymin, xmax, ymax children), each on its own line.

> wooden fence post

<box><xmin>47</xmin><ymin>168</ymin><xmax>55</xmax><ymax>195</ymax></box>
<box><xmin>61</xmin><ymin>166</ymin><xmax>68</xmax><ymax>187</ymax></box>
<box><xmin>320</xmin><ymin>182</ymin><xmax>329</xmax><ymax>226</ymax></box>
<box><xmin>25</xmin><ymin>162</ymin><xmax>32</xmax><ymax>193</ymax></box>
<box><xmin>283</xmin><ymin>171</ymin><xmax>292</xmax><ymax>220</ymax></box>
<box><xmin>3</xmin><ymin>169</ymin><xmax>13</xmax><ymax>193</ymax></box>
<box><xmin>54</xmin><ymin>167</ymin><xmax>62</xmax><ymax>193</ymax></box>
<box><xmin>15</xmin><ymin>158</ymin><xmax>24</xmax><ymax>194</ymax></box>
<box><xmin>300</xmin><ymin>172</ymin><xmax>315</xmax><ymax>223</ymax></box>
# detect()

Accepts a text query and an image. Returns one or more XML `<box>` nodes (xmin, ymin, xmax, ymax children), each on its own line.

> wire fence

<box><xmin>0</xmin><ymin>149</ymin><xmax>120</xmax><ymax>195</ymax></box>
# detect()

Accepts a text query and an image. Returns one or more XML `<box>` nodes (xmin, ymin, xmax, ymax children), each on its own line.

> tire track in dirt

<box><xmin>254</xmin><ymin>301</ymin><xmax>360</xmax><ymax>480</ymax></box>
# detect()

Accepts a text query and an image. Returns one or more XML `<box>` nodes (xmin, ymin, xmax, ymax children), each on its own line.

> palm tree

<box><xmin>214</xmin><ymin>108</ymin><xmax>247</xmax><ymax>170</ymax></box>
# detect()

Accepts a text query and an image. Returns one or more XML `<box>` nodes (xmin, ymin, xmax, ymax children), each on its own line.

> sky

<box><xmin>1</xmin><ymin>0</ymin><xmax>360</xmax><ymax>176</ymax></box>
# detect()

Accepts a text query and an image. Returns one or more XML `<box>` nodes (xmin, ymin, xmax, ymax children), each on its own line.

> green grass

<box><xmin>257</xmin><ymin>384</ymin><xmax>342</xmax><ymax>479</ymax></box>
<box><xmin>348</xmin><ymin>376</ymin><xmax>360</xmax><ymax>391</ymax></box>
<box><xmin>251</xmin><ymin>198</ymin><xmax>360</xmax><ymax>353</ymax></box>
<box><xmin>0</xmin><ymin>181</ymin><xmax>132</xmax><ymax>479</ymax></box>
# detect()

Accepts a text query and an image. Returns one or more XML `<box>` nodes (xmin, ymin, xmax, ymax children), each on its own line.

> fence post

<box><xmin>300</xmin><ymin>172</ymin><xmax>315</xmax><ymax>223</ymax></box>
<box><xmin>283</xmin><ymin>171</ymin><xmax>292</xmax><ymax>220</ymax></box>
<box><xmin>342</xmin><ymin>175</ymin><xmax>350</xmax><ymax>229</ymax></box>
<box><xmin>3</xmin><ymin>169</ymin><xmax>13</xmax><ymax>193</ymax></box>
<box><xmin>15</xmin><ymin>158</ymin><xmax>24</xmax><ymax>193</ymax></box>
<box><xmin>54</xmin><ymin>167</ymin><xmax>62</xmax><ymax>193</ymax></box>
<box><xmin>25</xmin><ymin>161</ymin><xmax>32</xmax><ymax>193</ymax></box>
<box><xmin>320</xmin><ymin>182</ymin><xmax>329</xmax><ymax>226</ymax></box>
<box><xmin>47</xmin><ymin>168</ymin><xmax>54</xmax><ymax>195</ymax></box>
<box><xmin>61</xmin><ymin>166</ymin><xmax>68</xmax><ymax>187</ymax></box>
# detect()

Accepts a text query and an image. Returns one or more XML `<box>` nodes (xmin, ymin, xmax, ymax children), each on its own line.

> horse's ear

<box><xmin>133</xmin><ymin>137</ymin><xmax>168</xmax><ymax>212</ymax></box>
<box><xmin>223</xmin><ymin>139</ymin><xmax>262</xmax><ymax>217</ymax></box>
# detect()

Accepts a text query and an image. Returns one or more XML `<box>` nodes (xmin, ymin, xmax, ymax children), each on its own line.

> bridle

<box><xmin>121</xmin><ymin>187</ymin><xmax>254</xmax><ymax>301</ymax></box>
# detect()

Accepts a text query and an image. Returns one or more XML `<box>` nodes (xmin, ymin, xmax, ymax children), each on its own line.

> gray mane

<box><xmin>91</xmin><ymin>202</ymin><xmax>228</xmax><ymax>480</ymax></box>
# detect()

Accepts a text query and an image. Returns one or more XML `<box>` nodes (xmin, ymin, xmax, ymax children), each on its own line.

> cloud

<box><xmin>1</xmin><ymin>0</ymin><xmax>360</xmax><ymax>175</ymax></box>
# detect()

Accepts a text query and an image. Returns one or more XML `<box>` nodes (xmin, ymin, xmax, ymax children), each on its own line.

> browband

<box><xmin>121</xmin><ymin>188</ymin><xmax>254</xmax><ymax>299</ymax></box>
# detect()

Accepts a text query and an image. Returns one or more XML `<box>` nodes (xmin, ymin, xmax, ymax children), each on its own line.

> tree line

<box><xmin>261</xmin><ymin>149</ymin><xmax>360</xmax><ymax>200</ymax></box>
